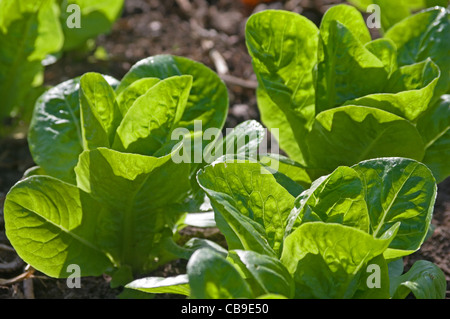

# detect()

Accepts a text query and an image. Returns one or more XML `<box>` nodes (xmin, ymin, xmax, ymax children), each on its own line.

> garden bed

<box><xmin>0</xmin><ymin>0</ymin><xmax>448</xmax><ymax>299</ymax></box>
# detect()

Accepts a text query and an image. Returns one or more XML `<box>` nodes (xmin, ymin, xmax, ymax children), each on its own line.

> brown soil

<box><xmin>0</xmin><ymin>0</ymin><xmax>448</xmax><ymax>299</ymax></box>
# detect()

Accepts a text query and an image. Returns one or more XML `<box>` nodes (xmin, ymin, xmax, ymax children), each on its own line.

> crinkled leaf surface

<box><xmin>115</xmin><ymin>55</ymin><xmax>228</xmax><ymax>170</ymax></box>
<box><xmin>352</xmin><ymin>158</ymin><xmax>437</xmax><ymax>259</ymax></box>
<box><xmin>287</xmin><ymin>158</ymin><xmax>437</xmax><ymax>260</ymax></box>
<box><xmin>416</xmin><ymin>95</ymin><xmax>450</xmax><ymax>183</ymax></box>
<box><xmin>280</xmin><ymin>222</ymin><xmax>398</xmax><ymax>298</ymax></box>
<box><xmin>113</xmin><ymin>75</ymin><xmax>192</xmax><ymax>156</ymax></box>
<box><xmin>115</xmin><ymin>77</ymin><xmax>160</xmax><ymax>117</ymax></box>
<box><xmin>390</xmin><ymin>260</ymin><xmax>446</xmax><ymax>299</ymax></box>
<box><xmin>286</xmin><ymin>166</ymin><xmax>369</xmax><ymax>236</ymax></box>
<box><xmin>385</xmin><ymin>7</ymin><xmax>450</xmax><ymax>97</ymax></box>
<box><xmin>246</xmin><ymin>5</ymin><xmax>449</xmax><ymax>183</ymax></box>
<box><xmin>116</xmin><ymin>54</ymin><xmax>228</xmax><ymax>134</ymax></box>
<box><xmin>197</xmin><ymin>160</ymin><xmax>297</xmax><ymax>257</ymax></box>
<box><xmin>5</xmin><ymin>146</ymin><xmax>192</xmax><ymax>279</ymax></box>
<box><xmin>305</xmin><ymin>105</ymin><xmax>425</xmax><ymax>175</ymax></box>
<box><xmin>316</xmin><ymin>5</ymin><xmax>387</xmax><ymax>112</ymax></box>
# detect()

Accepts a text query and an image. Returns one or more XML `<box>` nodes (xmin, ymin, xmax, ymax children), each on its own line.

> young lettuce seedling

<box><xmin>127</xmin><ymin>157</ymin><xmax>447</xmax><ymax>299</ymax></box>
<box><xmin>4</xmin><ymin>55</ymin><xmax>250</xmax><ymax>286</ymax></box>
<box><xmin>246</xmin><ymin>5</ymin><xmax>450</xmax><ymax>183</ymax></box>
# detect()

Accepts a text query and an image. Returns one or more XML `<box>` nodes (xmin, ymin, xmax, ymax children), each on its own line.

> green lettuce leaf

<box><xmin>28</xmin><ymin>75</ymin><xmax>119</xmax><ymax>184</ymax></box>
<box><xmin>0</xmin><ymin>0</ymin><xmax>63</xmax><ymax>132</ymax></box>
<box><xmin>280</xmin><ymin>222</ymin><xmax>398</xmax><ymax>298</ymax></box>
<box><xmin>115</xmin><ymin>77</ymin><xmax>161</xmax><ymax>117</ymax></box>
<box><xmin>113</xmin><ymin>75</ymin><xmax>192</xmax><ymax>156</ymax></box>
<box><xmin>5</xmin><ymin>146</ymin><xmax>192</xmax><ymax>281</ymax></box>
<box><xmin>348</xmin><ymin>0</ymin><xmax>448</xmax><ymax>32</ymax></box>
<box><xmin>228</xmin><ymin>250</ymin><xmax>294</xmax><ymax>298</ymax></box>
<box><xmin>116</xmin><ymin>54</ymin><xmax>228</xmax><ymax>135</ymax></box>
<box><xmin>255</xmin><ymin>89</ymin><xmax>305</xmax><ymax>164</ymax></box>
<box><xmin>79</xmin><ymin>72</ymin><xmax>122</xmax><ymax>149</ymax></box>
<box><xmin>246</xmin><ymin>7</ymin><xmax>450</xmax><ymax>183</ymax></box>
<box><xmin>141</xmin><ymin>157</ymin><xmax>443</xmax><ymax>299</ymax></box>
<box><xmin>74</xmin><ymin>147</ymin><xmax>191</xmax><ymax>273</ymax></box>
<box><xmin>364</xmin><ymin>38</ymin><xmax>398</xmax><ymax>76</ymax></box>
<box><xmin>416</xmin><ymin>95</ymin><xmax>450</xmax><ymax>183</ymax></box>
<box><xmin>316</xmin><ymin>5</ymin><xmax>387</xmax><ymax>112</ymax></box>
<box><xmin>352</xmin><ymin>158</ymin><xmax>437</xmax><ymax>259</ymax></box>
<box><xmin>203</xmin><ymin>120</ymin><xmax>266</xmax><ymax>164</ymax></box>
<box><xmin>343</xmin><ymin>59</ymin><xmax>440</xmax><ymax>122</ymax></box>
<box><xmin>390</xmin><ymin>260</ymin><xmax>446</xmax><ymax>299</ymax></box>
<box><xmin>288</xmin><ymin>157</ymin><xmax>437</xmax><ymax>260</ymax></box>
<box><xmin>188</xmin><ymin>248</ymin><xmax>253</xmax><ymax>299</ymax></box>
<box><xmin>197</xmin><ymin>159</ymin><xmax>298</xmax><ymax>257</ymax></box>
<box><xmin>27</xmin><ymin>55</ymin><xmax>227</xmax><ymax>183</ymax></box>
<box><xmin>258</xmin><ymin>153</ymin><xmax>315</xmax><ymax>189</ymax></box>
<box><xmin>286</xmin><ymin>166</ymin><xmax>369</xmax><ymax>236</ymax></box>
<box><xmin>4</xmin><ymin>175</ymin><xmax>114</xmax><ymax>278</ymax></box>
<box><xmin>305</xmin><ymin>105</ymin><xmax>425</xmax><ymax>175</ymax></box>
<box><xmin>59</xmin><ymin>0</ymin><xmax>124</xmax><ymax>51</ymax></box>
<box><xmin>126</xmin><ymin>275</ymin><xmax>190</xmax><ymax>296</ymax></box>
<box><xmin>352</xmin><ymin>255</ymin><xmax>391</xmax><ymax>299</ymax></box>
<box><xmin>245</xmin><ymin>10</ymin><xmax>319</xmax><ymax>164</ymax></box>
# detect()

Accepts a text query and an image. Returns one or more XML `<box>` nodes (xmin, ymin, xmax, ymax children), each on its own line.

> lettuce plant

<box><xmin>3</xmin><ymin>55</ymin><xmax>232</xmax><ymax>285</ymax></box>
<box><xmin>127</xmin><ymin>157</ymin><xmax>447</xmax><ymax>299</ymax></box>
<box><xmin>58</xmin><ymin>0</ymin><xmax>124</xmax><ymax>51</ymax></box>
<box><xmin>246</xmin><ymin>5</ymin><xmax>449</xmax><ymax>183</ymax></box>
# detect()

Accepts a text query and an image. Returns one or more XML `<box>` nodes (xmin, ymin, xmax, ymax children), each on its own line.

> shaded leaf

<box><xmin>188</xmin><ymin>248</ymin><xmax>253</xmax><ymax>299</ymax></box>
<box><xmin>390</xmin><ymin>260</ymin><xmax>446</xmax><ymax>299</ymax></box>
<box><xmin>4</xmin><ymin>176</ymin><xmax>114</xmax><ymax>278</ymax></box>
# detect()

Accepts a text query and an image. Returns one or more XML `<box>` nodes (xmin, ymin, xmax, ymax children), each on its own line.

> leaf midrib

<box><xmin>372</xmin><ymin>166</ymin><xmax>417</xmax><ymax>237</ymax></box>
<box><xmin>63</xmin><ymin>97</ymin><xmax>83</xmax><ymax>149</ymax></box>
<box><xmin>14</xmin><ymin>198</ymin><xmax>107</xmax><ymax>259</ymax></box>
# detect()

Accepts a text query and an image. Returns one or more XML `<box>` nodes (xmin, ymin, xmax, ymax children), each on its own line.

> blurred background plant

<box><xmin>347</xmin><ymin>0</ymin><xmax>449</xmax><ymax>32</ymax></box>
<box><xmin>0</xmin><ymin>0</ymin><xmax>124</xmax><ymax>137</ymax></box>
